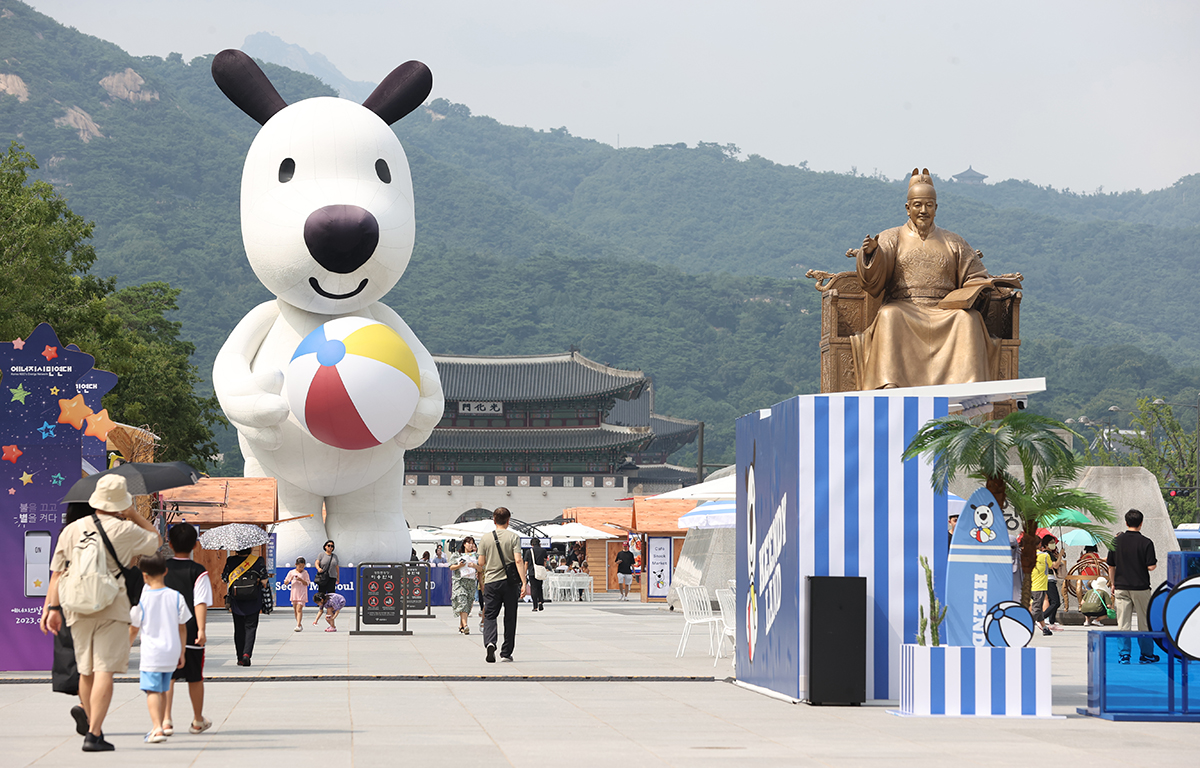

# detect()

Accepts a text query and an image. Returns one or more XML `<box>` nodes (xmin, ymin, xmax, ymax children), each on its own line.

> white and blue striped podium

<box><xmin>735</xmin><ymin>380</ymin><xmax>1048</xmax><ymax>704</ymax></box>
<box><xmin>898</xmin><ymin>644</ymin><xmax>1052</xmax><ymax>717</ymax></box>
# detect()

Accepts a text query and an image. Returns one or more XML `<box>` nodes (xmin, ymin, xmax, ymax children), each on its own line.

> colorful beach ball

<box><xmin>1163</xmin><ymin>575</ymin><xmax>1200</xmax><ymax>660</ymax></box>
<box><xmin>984</xmin><ymin>601</ymin><xmax>1034</xmax><ymax>648</ymax></box>
<box><xmin>286</xmin><ymin>317</ymin><xmax>420</xmax><ymax>450</ymax></box>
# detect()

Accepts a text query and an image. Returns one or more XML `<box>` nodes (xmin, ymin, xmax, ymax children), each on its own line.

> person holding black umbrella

<box><xmin>221</xmin><ymin>548</ymin><xmax>270</xmax><ymax>666</ymax></box>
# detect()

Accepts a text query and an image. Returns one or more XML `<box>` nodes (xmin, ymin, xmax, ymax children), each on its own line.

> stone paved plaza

<box><xmin>2</xmin><ymin>595</ymin><xmax>1196</xmax><ymax>767</ymax></box>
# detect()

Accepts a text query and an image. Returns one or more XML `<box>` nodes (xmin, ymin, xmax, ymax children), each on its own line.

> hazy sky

<box><xmin>29</xmin><ymin>0</ymin><xmax>1200</xmax><ymax>193</ymax></box>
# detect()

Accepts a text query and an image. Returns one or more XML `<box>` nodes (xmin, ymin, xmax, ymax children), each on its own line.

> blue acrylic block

<box><xmin>1166</xmin><ymin>552</ymin><xmax>1200</xmax><ymax>587</ymax></box>
<box><xmin>1079</xmin><ymin>630</ymin><xmax>1200</xmax><ymax>721</ymax></box>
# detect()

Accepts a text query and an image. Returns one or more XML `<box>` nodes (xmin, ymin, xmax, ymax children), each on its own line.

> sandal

<box><xmin>325</xmin><ymin>626</ymin><xmax>337</xmax><ymax>632</ymax></box>
<box><xmin>162</xmin><ymin>720</ymin><xmax>174</xmax><ymax>736</ymax></box>
<box><xmin>463</xmin><ymin>627</ymin><xmax>470</xmax><ymax>635</ymax></box>
<box><xmin>144</xmin><ymin>728</ymin><xmax>167</xmax><ymax>744</ymax></box>
<box><xmin>189</xmin><ymin>717</ymin><xmax>212</xmax><ymax>734</ymax></box>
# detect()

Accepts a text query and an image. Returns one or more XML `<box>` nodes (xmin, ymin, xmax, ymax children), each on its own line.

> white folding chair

<box><xmin>548</xmin><ymin>573</ymin><xmax>570</xmax><ymax>602</ymax></box>
<box><xmin>713</xmin><ymin>588</ymin><xmax>737</xmax><ymax>666</ymax></box>
<box><xmin>675</xmin><ymin>586</ymin><xmax>721</xmax><ymax>658</ymax></box>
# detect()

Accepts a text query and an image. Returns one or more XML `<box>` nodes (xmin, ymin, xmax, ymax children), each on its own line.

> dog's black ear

<box><xmin>363</xmin><ymin>61</ymin><xmax>432</xmax><ymax>125</ymax></box>
<box><xmin>212</xmin><ymin>49</ymin><xmax>288</xmax><ymax>125</ymax></box>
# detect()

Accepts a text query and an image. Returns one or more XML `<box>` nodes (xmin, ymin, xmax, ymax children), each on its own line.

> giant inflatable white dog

<box><xmin>210</xmin><ymin>50</ymin><xmax>444</xmax><ymax>564</ymax></box>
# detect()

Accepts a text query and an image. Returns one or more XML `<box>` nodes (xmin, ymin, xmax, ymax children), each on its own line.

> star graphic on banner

<box><xmin>38</xmin><ymin>421</ymin><xmax>57</xmax><ymax>439</ymax></box>
<box><xmin>41</xmin><ymin>346</ymin><xmax>58</xmax><ymax>361</ymax></box>
<box><xmin>57</xmin><ymin>394</ymin><xmax>93</xmax><ymax>430</ymax></box>
<box><xmin>20</xmin><ymin>471</ymin><xmax>34</xmax><ymax>485</ymax></box>
<box><xmin>9</xmin><ymin>384</ymin><xmax>30</xmax><ymax>404</ymax></box>
<box><xmin>49</xmin><ymin>386</ymin><xmax>60</xmax><ymax>395</ymax></box>
<box><xmin>6</xmin><ymin>488</ymin><xmax>14</xmax><ymax>495</ymax></box>
<box><xmin>11</xmin><ymin>337</ymin><xmax>24</xmax><ymax>350</ymax></box>
<box><xmin>2</xmin><ymin>444</ymin><xmax>22</xmax><ymax>463</ymax></box>
<box><xmin>85</xmin><ymin>409</ymin><xmax>117</xmax><ymax>441</ymax></box>
<box><xmin>33</xmin><ymin>579</ymin><xmax>42</xmax><ymax>588</ymax></box>
<box><xmin>50</xmin><ymin>473</ymin><xmax>65</xmax><ymax>486</ymax></box>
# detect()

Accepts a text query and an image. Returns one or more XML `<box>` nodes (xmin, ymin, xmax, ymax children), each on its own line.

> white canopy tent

<box><xmin>677</xmin><ymin>499</ymin><xmax>736</xmax><ymax>529</ymax></box>
<box><xmin>536</xmin><ymin>522</ymin><xmax>619</xmax><ymax>541</ymax></box>
<box><xmin>435</xmin><ymin>520</ymin><xmax>496</xmax><ymax>538</ymax></box>
<box><xmin>437</xmin><ymin>519</ymin><xmax>617</xmax><ymax>543</ymax></box>
<box><xmin>646</xmin><ymin>474</ymin><xmax>735</xmax><ymax>501</ymax></box>
<box><xmin>409</xmin><ymin>528</ymin><xmax>449</xmax><ymax>544</ymax></box>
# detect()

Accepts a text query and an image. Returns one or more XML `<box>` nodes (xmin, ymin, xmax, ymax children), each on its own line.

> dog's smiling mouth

<box><xmin>310</xmin><ymin>277</ymin><xmax>368</xmax><ymax>300</ymax></box>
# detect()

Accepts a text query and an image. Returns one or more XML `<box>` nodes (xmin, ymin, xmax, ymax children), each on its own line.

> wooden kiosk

<box><xmin>159</xmin><ymin>477</ymin><xmax>279</xmax><ymax>607</ymax></box>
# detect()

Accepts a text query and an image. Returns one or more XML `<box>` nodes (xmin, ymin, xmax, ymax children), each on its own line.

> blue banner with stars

<box><xmin>0</xmin><ymin>323</ymin><xmax>114</xmax><ymax>671</ymax></box>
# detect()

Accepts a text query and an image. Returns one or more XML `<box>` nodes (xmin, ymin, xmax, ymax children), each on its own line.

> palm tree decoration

<box><xmin>902</xmin><ymin>411</ymin><xmax>1116</xmax><ymax>606</ymax></box>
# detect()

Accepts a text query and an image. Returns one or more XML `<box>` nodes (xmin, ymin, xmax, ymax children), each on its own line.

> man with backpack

<box><xmin>43</xmin><ymin>475</ymin><xmax>161</xmax><ymax>752</ymax></box>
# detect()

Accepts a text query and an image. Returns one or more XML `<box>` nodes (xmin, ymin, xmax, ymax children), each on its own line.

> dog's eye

<box><xmin>375</xmin><ymin>159</ymin><xmax>391</xmax><ymax>184</ymax></box>
<box><xmin>279</xmin><ymin>158</ymin><xmax>295</xmax><ymax>183</ymax></box>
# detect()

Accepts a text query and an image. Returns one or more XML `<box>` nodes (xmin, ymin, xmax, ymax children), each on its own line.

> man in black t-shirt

<box><xmin>614</xmin><ymin>543</ymin><xmax>637</xmax><ymax>602</ymax></box>
<box><xmin>1106</xmin><ymin>508</ymin><xmax>1158</xmax><ymax>664</ymax></box>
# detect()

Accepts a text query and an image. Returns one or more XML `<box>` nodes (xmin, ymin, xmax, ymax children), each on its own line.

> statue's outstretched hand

<box><xmin>861</xmin><ymin>234</ymin><xmax>879</xmax><ymax>256</ymax></box>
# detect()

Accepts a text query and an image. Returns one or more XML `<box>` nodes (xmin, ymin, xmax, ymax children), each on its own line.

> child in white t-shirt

<box><xmin>130</xmin><ymin>554</ymin><xmax>191</xmax><ymax>744</ymax></box>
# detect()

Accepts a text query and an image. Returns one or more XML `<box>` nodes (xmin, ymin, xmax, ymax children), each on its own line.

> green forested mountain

<box><xmin>2</xmin><ymin>0</ymin><xmax>1199</xmax><ymax>468</ymax></box>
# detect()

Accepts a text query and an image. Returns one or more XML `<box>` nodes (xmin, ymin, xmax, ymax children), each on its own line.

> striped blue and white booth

<box><xmin>900</xmin><ymin>644</ymin><xmax>1052</xmax><ymax>717</ymax></box>
<box><xmin>736</xmin><ymin>393</ymin><xmax>952</xmax><ymax>702</ymax></box>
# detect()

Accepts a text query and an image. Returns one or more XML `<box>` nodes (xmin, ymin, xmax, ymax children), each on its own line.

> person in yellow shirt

<box><xmin>1030</xmin><ymin>534</ymin><xmax>1062</xmax><ymax>637</ymax></box>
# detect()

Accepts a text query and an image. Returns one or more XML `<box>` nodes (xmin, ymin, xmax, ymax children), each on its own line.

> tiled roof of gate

<box><xmin>433</xmin><ymin>352</ymin><xmax>647</xmax><ymax>403</ymax></box>
<box><xmin>411</xmin><ymin>424</ymin><xmax>654</xmax><ymax>455</ymax></box>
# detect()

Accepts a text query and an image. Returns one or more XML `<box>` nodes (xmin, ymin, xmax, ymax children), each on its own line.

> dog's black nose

<box><xmin>304</xmin><ymin>205</ymin><xmax>379</xmax><ymax>274</ymax></box>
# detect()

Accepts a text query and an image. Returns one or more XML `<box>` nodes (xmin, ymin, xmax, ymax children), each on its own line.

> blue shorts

<box><xmin>140</xmin><ymin>670</ymin><xmax>173</xmax><ymax>693</ymax></box>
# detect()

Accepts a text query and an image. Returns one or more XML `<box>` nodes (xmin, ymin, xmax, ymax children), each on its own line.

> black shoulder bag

<box><xmin>92</xmin><ymin>513</ymin><xmax>145</xmax><ymax>606</ymax></box>
<box><xmin>492</xmin><ymin>531</ymin><xmax>523</xmax><ymax>588</ymax></box>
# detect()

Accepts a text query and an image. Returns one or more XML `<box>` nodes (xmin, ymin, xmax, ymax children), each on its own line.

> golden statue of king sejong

<box><xmin>846</xmin><ymin>168</ymin><xmax>1021</xmax><ymax>389</ymax></box>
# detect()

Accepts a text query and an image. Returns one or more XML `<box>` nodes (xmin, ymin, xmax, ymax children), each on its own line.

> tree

<box><xmin>0</xmin><ymin>142</ymin><xmax>224</xmax><ymax>469</ymax></box>
<box><xmin>0</xmin><ymin>143</ymin><xmax>116</xmax><ymax>342</ymax></box>
<box><xmin>1084</xmin><ymin>396</ymin><xmax>1198</xmax><ymax>527</ymax></box>
<box><xmin>902</xmin><ymin>411</ymin><xmax>1115</xmax><ymax>606</ymax></box>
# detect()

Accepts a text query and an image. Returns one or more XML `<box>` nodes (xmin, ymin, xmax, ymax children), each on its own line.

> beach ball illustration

<box><xmin>1163</xmin><ymin>575</ymin><xmax>1200</xmax><ymax>660</ymax></box>
<box><xmin>1148</xmin><ymin>582</ymin><xmax>1172</xmax><ymax>653</ymax></box>
<box><xmin>984</xmin><ymin>601</ymin><xmax>1034</xmax><ymax>648</ymax></box>
<box><xmin>286</xmin><ymin>317</ymin><xmax>420</xmax><ymax>450</ymax></box>
<box><xmin>745</xmin><ymin>462</ymin><xmax>758</xmax><ymax>662</ymax></box>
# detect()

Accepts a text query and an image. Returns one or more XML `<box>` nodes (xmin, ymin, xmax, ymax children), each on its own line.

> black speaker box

<box><xmin>806</xmin><ymin>576</ymin><xmax>867</xmax><ymax>705</ymax></box>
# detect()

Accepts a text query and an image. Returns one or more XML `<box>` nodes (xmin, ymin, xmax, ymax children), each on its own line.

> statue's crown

<box><xmin>907</xmin><ymin>167</ymin><xmax>936</xmax><ymax>199</ymax></box>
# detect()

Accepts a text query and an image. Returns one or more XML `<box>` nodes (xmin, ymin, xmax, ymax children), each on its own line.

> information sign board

<box><xmin>361</xmin><ymin>563</ymin><xmax>404</xmax><ymax>625</ymax></box>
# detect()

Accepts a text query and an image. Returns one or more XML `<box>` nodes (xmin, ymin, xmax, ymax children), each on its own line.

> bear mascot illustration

<box><xmin>210</xmin><ymin>50</ymin><xmax>444</xmax><ymax>564</ymax></box>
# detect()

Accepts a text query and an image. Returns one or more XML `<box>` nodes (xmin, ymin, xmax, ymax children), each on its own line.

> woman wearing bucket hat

<box><xmin>41</xmin><ymin>474</ymin><xmax>161</xmax><ymax>752</ymax></box>
<box><xmin>1080</xmin><ymin>576</ymin><xmax>1114</xmax><ymax>627</ymax></box>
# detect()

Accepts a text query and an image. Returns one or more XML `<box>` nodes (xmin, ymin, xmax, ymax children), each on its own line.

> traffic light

<box><xmin>1168</xmin><ymin>488</ymin><xmax>1194</xmax><ymax>498</ymax></box>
